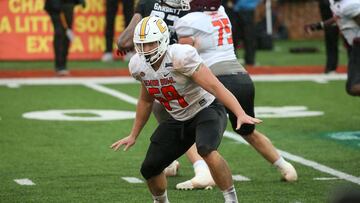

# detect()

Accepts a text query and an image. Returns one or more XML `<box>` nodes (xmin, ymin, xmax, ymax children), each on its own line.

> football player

<box><xmin>111</xmin><ymin>16</ymin><xmax>262</xmax><ymax>203</ymax></box>
<box><xmin>305</xmin><ymin>0</ymin><xmax>360</xmax><ymax>96</ymax></box>
<box><xmin>173</xmin><ymin>0</ymin><xmax>298</xmax><ymax>190</ymax></box>
<box><xmin>116</xmin><ymin>0</ymin><xmax>191</xmax><ymax>178</ymax></box>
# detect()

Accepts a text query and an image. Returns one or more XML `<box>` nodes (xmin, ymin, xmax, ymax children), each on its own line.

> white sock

<box><xmin>193</xmin><ymin>160</ymin><xmax>208</xmax><ymax>172</ymax></box>
<box><xmin>273</xmin><ymin>156</ymin><xmax>287</xmax><ymax>168</ymax></box>
<box><xmin>152</xmin><ymin>190</ymin><xmax>169</xmax><ymax>203</ymax></box>
<box><xmin>222</xmin><ymin>185</ymin><xmax>238</xmax><ymax>203</ymax></box>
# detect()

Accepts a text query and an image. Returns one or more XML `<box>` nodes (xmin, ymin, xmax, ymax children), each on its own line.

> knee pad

<box><xmin>197</xmin><ymin>145</ymin><xmax>215</xmax><ymax>157</ymax></box>
<box><xmin>140</xmin><ymin>160</ymin><xmax>163</xmax><ymax>180</ymax></box>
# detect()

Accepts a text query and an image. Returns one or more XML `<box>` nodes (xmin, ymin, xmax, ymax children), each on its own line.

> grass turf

<box><xmin>0</xmin><ymin>80</ymin><xmax>359</xmax><ymax>202</ymax></box>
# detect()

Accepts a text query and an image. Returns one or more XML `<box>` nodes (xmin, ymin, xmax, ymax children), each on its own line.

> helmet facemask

<box><xmin>135</xmin><ymin>41</ymin><xmax>166</xmax><ymax>65</ymax></box>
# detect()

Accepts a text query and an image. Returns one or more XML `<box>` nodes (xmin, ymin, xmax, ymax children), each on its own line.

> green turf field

<box><xmin>0</xmin><ymin>78</ymin><xmax>359</xmax><ymax>202</ymax></box>
<box><xmin>0</xmin><ymin>39</ymin><xmax>349</xmax><ymax>70</ymax></box>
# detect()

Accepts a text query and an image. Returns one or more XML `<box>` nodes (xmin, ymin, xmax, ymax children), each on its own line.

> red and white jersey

<box><xmin>174</xmin><ymin>6</ymin><xmax>237</xmax><ymax>68</ymax></box>
<box><xmin>330</xmin><ymin>0</ymin><xmax>360</xmax><ymax>45</ymax></box>
<box><xmin>129</xmin><ymin>44</ymin><xmax>215</xmax><ymax>121</ymax></box>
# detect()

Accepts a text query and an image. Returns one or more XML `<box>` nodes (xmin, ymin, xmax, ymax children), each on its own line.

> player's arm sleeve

<box><xmin>172</xmin><ymin>45</ymin><xmax>203</xmax><ymax>77</ymax></box>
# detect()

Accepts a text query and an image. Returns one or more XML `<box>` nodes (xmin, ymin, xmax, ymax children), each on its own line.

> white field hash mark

<box><xmin>86</xmin><ymin>84</ymin><xmax>360</xmax><ymax>186</ymax></box>
<box><xmin>14</xmin><ymin>178</ymin><xmax>35</xmax><ymax>185</ymax></box>
<box><xmin>313</xmin><ymin>177</ymin><xmax>340</xmax><ymax>180</ymax></box>
<box><xmin>122</xmin><ymin>177</ymin><xmax>144</xmax><ymax>183</ymax></box>
<box><xmin>232</xmin><ymin>175</ymin><xmax>251</xmax><ymax>181</ymax></box>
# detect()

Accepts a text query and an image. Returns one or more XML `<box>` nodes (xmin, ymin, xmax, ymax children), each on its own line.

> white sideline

<box><xmin>0</xmin><ymin>74</ymin><xmax>347</xmax><ymax>86</ymax></box>
<box><xmin>85</xmin><ymin>83</ymin><xmax>360</xmax><ymax>186</ymax></box>
<box><xmin>0</xmin><ymin>77</ymin><xmax>137</xmax><ymax>86</ymax></box>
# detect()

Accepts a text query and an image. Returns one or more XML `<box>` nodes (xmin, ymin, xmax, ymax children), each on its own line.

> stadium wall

<box><xmin>0</xmin><ymin>0</ymin><xmax>125</xmax><ymax>60</ymax></box>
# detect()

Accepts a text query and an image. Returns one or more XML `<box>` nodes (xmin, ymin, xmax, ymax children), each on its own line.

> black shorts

<box><xmin>140</xmin><ymin>100</ymin><xmax>227</xmax><ymax>179</ymax></box>
<box><xmin>217</xmin><ymin>72</ymin><xmax>255</xmax><ymax>136</ymax></box>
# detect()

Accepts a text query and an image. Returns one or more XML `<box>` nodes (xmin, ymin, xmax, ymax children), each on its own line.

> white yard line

<box><xmin>86</xmin><ymin>83</ymin><xmax>360</xmax><ymax>186</ymax></box>
<box><xmin>84</xmin><ymin>83</ymin><xmax>138</xmax><ymax>105</ymax></box>
<box><xmin>0</xmin><ymin>74</ymin><xmax>347</xmax><ymax>86</ymax></box>
<box><xmin>251</xmin><ymin>74</ymin><xmax>346</xmax><ymax>82</ymax></box>
<box><xmin>279</xmin><ymin>150</ymin><xmax>360</xmax><ymax>185</ymax></box>
<box><xmin>223</xmin><ymin>130</ymin><xmax>360</xmax><ymax>185</ymax></box>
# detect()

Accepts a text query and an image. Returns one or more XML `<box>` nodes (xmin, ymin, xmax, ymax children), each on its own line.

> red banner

<box><xmin>0</xmin><ymin>0</ymin><xmax>125</xmax><ymax>60</ymax></box>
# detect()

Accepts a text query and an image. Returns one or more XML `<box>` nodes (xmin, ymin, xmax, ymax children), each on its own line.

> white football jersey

<box><xmin>174</xmin><ymin>6</ymin><xmax>237</xmax><ymax>68</ymax></box>
<box><xmin>129</xmin><ymin>44</ymin><xmax>215</xmax><ymax>121</ymax></box>
<box><xmin>330</xmin><ymin>0</ymin><xmax>360</xmax><ymax>45</ymax></box>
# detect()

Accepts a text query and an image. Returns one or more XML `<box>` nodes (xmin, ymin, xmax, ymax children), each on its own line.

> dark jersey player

<box><xmin>117</xmin><ymin>0</ymin><xmax>189</xmax><ymax>55</ymax></box>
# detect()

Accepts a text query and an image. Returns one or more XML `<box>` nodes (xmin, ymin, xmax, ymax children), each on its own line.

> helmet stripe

<box><xmin>140</xmin><ymin>17</ymin><xmax>150</xmax><ymax>40</ymax></box>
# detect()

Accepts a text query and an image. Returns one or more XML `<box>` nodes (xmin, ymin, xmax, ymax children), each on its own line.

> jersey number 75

<box><xmin>212</xmin><ymin>18</ymin><xmax>233</xmax><ymax>46</ymax></box>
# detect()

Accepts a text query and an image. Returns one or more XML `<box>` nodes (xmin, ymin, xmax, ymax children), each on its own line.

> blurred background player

<box><xmin>305</xmin><ymin>0</ymin><xmax>360</xmax><ymax>96</ymax></box>
<box><xmin>319</xmin><ymin>0</ymin><xmax>341</xmax><ymax>74</ymax></box>
<box><xmin>44</xmin><ymin>0</ymin><xmax>85</xmax><ymax>76</ymax></box>
<box><xmin>231</xmin><ymin>0</ymin><xmax>262</xmax><ymax>66</ymax></box>
<box><xmin>111</xmin><ymin>16</ymin><xmax>262</xmax><ymax>203</ymax></box>
<box><xmin>116</xmin><ymin>0</ymin><xmax>190</xmax><ymax>55</ymax></box>
<box><xmin>174</xmin><ymin>0</ymin><xmax>297</xmax><ymax>190</ymax></box>
<box><xmin>101</xmin><ymin>0</ymin><xmax>134</xmax><ymax>62</ymax></box>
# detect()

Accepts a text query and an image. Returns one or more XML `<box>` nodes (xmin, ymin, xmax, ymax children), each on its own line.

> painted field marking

<box><xmin>122</xmin><ymin>177</ymin><xmax>144</xmax><ymax>183</ymax></box>
<box><xmin>0</xmin><ymin>74</ymin><xmax>347</xmax><ymax>86</ymax></box>
<box><xmin>328</xmin><ymin>131</ymin><xmax>360</xmax><ymax>141</ymax></box>
<box><xmin>232</xmin><ymin>175</ymin><xmax>251</xmax><ymax>181</ymax></box>
<box><xmin>23</xmin><ymin>109</ymin><xmax>135</xmax><ymax>121</ymax></box>
<box><xmin>224</xmin><ymin>131</ymin><xmax>360</xmax><ymax>185</ymax></box>
<box><xmin>14</xmin><ymin>178</ymin><xmax>35</xmax><ymax>186</ymax></box>
<box><xmin>86</xmin><ymin>84</ymin><xmax>360</xmax><ymax>186</ymax></box>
